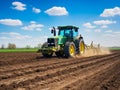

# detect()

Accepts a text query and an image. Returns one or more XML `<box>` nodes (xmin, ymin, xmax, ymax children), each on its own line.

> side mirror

<box><xmin>51</xmin><ymin>29</ymin><xmax>54</xmax><ymax>33</ymax></box>
<box><xmin>75</xmin><ymin>29</ymin><xmax>78</xmax><ymax>32</ymax></box>
<box><xmin>51</xmin><ymin>27</ymin><xmax>56</xmax><ymax>36</ymax></box>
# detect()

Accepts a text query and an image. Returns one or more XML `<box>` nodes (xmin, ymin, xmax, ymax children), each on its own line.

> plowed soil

<box><xmin>0</xmin><ymin>50</ymin><xmax>120</xmax><ymax>90</ymax></box>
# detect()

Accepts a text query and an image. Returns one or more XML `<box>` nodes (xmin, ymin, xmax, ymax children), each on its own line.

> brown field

<box><xmin>0</xmin><ymin>50</ymin><xmax>120</xmax><ymax>90</ymax></box>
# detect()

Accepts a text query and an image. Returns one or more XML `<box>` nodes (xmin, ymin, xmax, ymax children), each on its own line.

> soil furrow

<box><xmin>61</xmin><ymin>57</ymin><xmax>120</xmax><ymax>90</ymax></box>
<box><xmin>0</xmin><ymin>53</ymin><xmax>118</xmax><ymax>82</ymax></box>
<box><xmin>0</xmin><ymin>53</ymin><xmax>113</xmax><ymax>72</ymax></box>
<box><xmin>0</xmin><ymin>53</ymin><xmax>119</xmax><ymax>90</ymax></box>
<box><xmin>0</xmin><ymin>53</ymin><xmax>118</xmax><ymax>81</ymax></box>
<box><xmin>0</xmin><ymin>51</ymin><xmax>119</xmax><ymax>90</ymax></box>
<box><xmin>33</xmin><ymin>55</ymin><xmax>120</xmax><ymax>90</ymax></box>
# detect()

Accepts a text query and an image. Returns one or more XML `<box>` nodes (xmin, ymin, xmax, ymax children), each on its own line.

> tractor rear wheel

<box><xmin>79</xmin><ymin>39</ymin><xmax>85</xmax><ymax>54</ymax></box>
<box><xmin>75</xmin><ymin>39</ymin><xmax>85</xmax><ymax>54</ymax></box>
<box><xmin>64</xmin><ymin>42</ymin><xmax>76</xmax><ymax>58</ymax></box>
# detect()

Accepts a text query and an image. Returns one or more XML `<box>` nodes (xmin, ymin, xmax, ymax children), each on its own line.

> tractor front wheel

<box><xmin>41</xmin><ymin>42</ymin><xmax>53</xmax><ymax>57</ymax></box>
<box><xmin>42</xmin><ymin>52</ymin><xmax>53</xmax><ymax>57</ymax></box>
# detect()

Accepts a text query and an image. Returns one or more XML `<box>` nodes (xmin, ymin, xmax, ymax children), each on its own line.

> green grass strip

<box><xmin>109</xmin><ymin>47</ymin><xmax>120</xmax><ymax>50</ymax></box>
<box><xmin>0</xmin><ymin>48</ymin><xmax>38</xmax><ymax>52</ymax></box>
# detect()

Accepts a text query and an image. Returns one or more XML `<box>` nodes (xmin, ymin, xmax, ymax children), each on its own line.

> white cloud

<box><xmin>100</xmin><ymin>7</ymin><xmax>120</xmax><ymax>17</ymax></box>
<box><xmin>85</xmin><ymin>29</ymin><xmax>91</xmax><ymax>32</ymax></box>
<box><xmin>0</xmin><ymin>36</ymin><xmax>9</xmax><ymax>40</ymax></box>
<box><xmin>93</xmin><ymin>20</ymin><xmax>116</xmax><ymax>25</ymax></box>
<box><xmin>32</xmin><ymin>7</ymin><xmax>41</xmax><ymax>14</ymax></box>
<box><xmin>103</xmin><ymin>30</ymin><xmax>120</xmax><ymax>37</ymax></box>
<box><xmin>45</xmin><ymin>6</ymin><xmax>68</xmax><ymax>16</ymax></box>
<box><xmin>114</xmin><ymin>31</ymin><xmax>120</xmax><ymax>34</ymax></box>
<box><xmin>1</xmin><ymin>32</ymin><xmax>21</xmax><ymax>35</ymax></box>
<box><xmin>22</xmin><ymin>21</ymin><xmax>44</xmax><ymax>31</ymax></box>
<box><xmin>12</xmin><ymin>1</ymin><xmax>26</xmax><ymax>11</ymax></box>
<box><xmin>105</xmin><ymin>30</ymin><xmax>113</xmax><ymax>33</ymax></box>
<box><xmin>101</xmin><ymin>25</ymin><xmax>108</xmax><ymax>28</ymax></box>
<box><xmin>0</xmin><ymin>19</ymin><xmax>22</xmax><ymax>26</ymax></box>
<box><xmin>103</xmin><ymin>34</ymin><xmax>115</xmax><ymax>37</ymax></box>
<box><xmin>94</xmin><ymin>29</ymin><xmax>101</xmax><ymax>33</ymax></box>
<box><xmin>0</xmin><ymin>32</ymin><xmax>31</xmax><ymax>40</ymax></box>
<box><xmin>30</xmin><ymin>21</ymin><xmax>36</xmax><ymax>24</ymax></box>
<box><xmin>83</xmin><ymin>22</ymin><xmax>96</xmax><ymax>29</ymax></box>
<box><xmin>104</xmin><ymin>29</ymin><xmax>120</xmax><ymax>34</ymax></box>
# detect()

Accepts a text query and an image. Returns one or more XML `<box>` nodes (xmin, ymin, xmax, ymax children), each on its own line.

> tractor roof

<box><xmin>58</xmin><ymin>26</ymin><xmax>79</xmax><ymax>30</ymax></box>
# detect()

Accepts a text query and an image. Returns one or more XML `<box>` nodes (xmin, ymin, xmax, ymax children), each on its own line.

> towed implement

<box><xmin>38</xmin><ymin>26</ymin><xmax>85</xmax><ymax>57</ymax></box>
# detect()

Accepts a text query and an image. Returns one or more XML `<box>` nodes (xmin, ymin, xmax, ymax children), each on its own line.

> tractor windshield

<box><xmin>58</xmin><ymin>29</ymin><xmax>78</xmax><ymax>37</ymax></box>
<box><xmin>59</xmin><ymin>29</ymin><xmax>72</xmax><ymax>37</ymax></box>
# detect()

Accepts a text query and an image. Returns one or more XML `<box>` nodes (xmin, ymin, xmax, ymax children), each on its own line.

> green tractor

<box><xmin>38</xmin><ymin>26</ymin><xmax>85</xmax><ymax>57</ymax></box>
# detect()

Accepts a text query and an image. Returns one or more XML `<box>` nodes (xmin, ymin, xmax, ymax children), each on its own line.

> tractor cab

<box><xmin>51</xmin><ymin>26</ymin><xmax>79</xmax><ymax>44</ymax></box>
<box><xmin>58</xmin><ymin>26</ymin><xmax>79</xmax><ymax>38</ymax></box>
<box><xmin>51</xmin><ymin>26</ymin><xmax>79</xmax><ymax>39</ymax></box>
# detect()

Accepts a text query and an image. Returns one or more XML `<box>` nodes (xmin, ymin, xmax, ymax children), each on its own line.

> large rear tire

<box><xmin>75</xmin><ymin>39</ymin><xmax>85</xmax><ymax>54</ymax></box>
<box><xmin>79</xmin><ymin>39</ymin><xmax>85</xmax><ymax>54</ymax></box>
<box><xmin>64</xmin><ymin>42</ymin><xmax>76</xmax><ymax>58</ymax></box>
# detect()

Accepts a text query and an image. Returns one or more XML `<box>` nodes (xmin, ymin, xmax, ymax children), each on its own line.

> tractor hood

<box><xmin>48</xmin><ymin>36</ymin><xmax>67</xmax><ymax>45</ymax></box>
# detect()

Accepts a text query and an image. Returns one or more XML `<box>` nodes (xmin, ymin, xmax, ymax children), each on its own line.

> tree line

<box><xmin>1</xmin><ymin>43</ymin><xmax>16</xmax><ymax>49</ymax></box>
<box><xmin>1</xmin><ymin>43</ymin><xmax>42</xmax><ymax>49</ymax></box>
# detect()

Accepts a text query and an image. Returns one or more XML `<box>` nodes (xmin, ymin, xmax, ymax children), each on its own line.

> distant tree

<box><xmin>8</xmin><ymin>43</ymin><xmax>16</xmax><ymax>49</ymax></box>
<box><xmin>38</xmin><ymin>43</ymin><xmax>42</xmax><ymax>48</ymax></box>
<box><xmin>13</xmin><ymin>43</ymin><xmax>16</xmax><ymax>49</ymax></box>
<box><xmin>1</xmin><ymin>44</ymin><xmax>5</xmax><ymax>49</ymax></box>
<box><xmin>26</xmin><ymin>45</ymin><xmax>31</xmax><ymax>49</ymax></box>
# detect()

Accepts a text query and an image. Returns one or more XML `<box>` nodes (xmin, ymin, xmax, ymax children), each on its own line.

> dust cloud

<box><xmin>75</xmin><ymin>47</ymin><xmax>111</xmax><ymax>58</ymax></box>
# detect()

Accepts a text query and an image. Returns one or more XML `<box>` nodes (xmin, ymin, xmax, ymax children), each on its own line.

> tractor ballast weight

<box><xmin>38</xmin><ymin>26</ymin><xmax>85</xmax><ymax>57</ymax></box>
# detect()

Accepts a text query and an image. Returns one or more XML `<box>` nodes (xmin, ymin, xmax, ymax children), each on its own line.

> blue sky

<box><xmin>0</xmin><ymin>0</ymin><xmax>120</xmax><ymax>47</ymax></box>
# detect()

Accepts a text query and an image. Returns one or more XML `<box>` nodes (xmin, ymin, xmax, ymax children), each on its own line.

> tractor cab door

<box><xmin>73</xmin><ymin>28</ymin><xmax>78</xmax><ymax>37</ymax></box>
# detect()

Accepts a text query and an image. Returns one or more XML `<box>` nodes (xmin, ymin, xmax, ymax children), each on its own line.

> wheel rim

<box><xmin>69</xmin><ymin>45</ymin><xmax>75</xmax><ymax>56</ymax></box>
<box><xmin>80</xmin><ymin>42</ymin><xmax>84</xmax><ymax>54</ymax></box>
